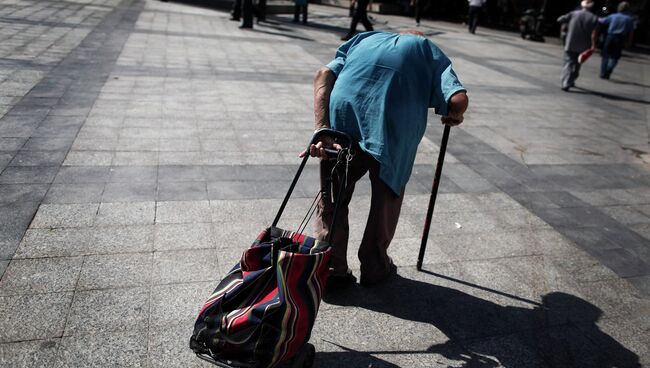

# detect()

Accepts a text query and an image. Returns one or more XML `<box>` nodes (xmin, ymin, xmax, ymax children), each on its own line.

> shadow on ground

<box><xmin>572</xmin><ymin>87</ymin><xmax>650</xmax><ymax>105</ymax></box>
<box><xmin>320</xmin><ymin>271</ymin><xmax>640</xmax><ymax>367</ymax></box>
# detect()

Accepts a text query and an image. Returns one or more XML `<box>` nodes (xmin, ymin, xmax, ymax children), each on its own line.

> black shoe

<box><xmin>239</xmin><ymin>24</ymin><xmax>253</xmax><ymax>29</ymax></box>
<box><xmin>341</xmin><ymin>34</ymin><xmax>354</xmax><ymax>41</ymax></box>
<box><xmin>230</xmin><ymin>17</ymin><xmax>240</xmax><ymax>21</ymax></box>
<box><xmin>360</xmin><ymin>262</ymin><xmax>397</xmax><ymax>287</ymax></box>
<box><xmin>326</xmin><ymin>270</ymin><xmax>356</xmax><ymax>291</ymax></box>
<box><xmin>561</xmin><ymin>86</ymin><xmax>570</xmax><ymax>92</ymax></box>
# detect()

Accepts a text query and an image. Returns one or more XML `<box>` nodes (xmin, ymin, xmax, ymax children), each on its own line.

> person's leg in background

<box><xmin>256</xmin><ymin>0</ymin><xmax>266</xmax><ymax>23</ymax></box>
<box><xmin>468</xmin><ymin>6</ymin><xmax>480</xmax><ymax>34</ymax></box>
<box><xmin>561</xmin><ymin>51</ymin><xmax>580</xmax><ymax>91</ymax></box>
<box><xmin>601</xmin><ymin>34</ymin><xmax>612</xmax><ymax>79</ymax></box>
<box><xmin>241</xmin><ymin>0</ymin><xmax>254</xmax><ymax>28</ymax></box>
<box><xmin>302</xmin><ymin>3</ymin><xmax>308</xmax><ymax>23</ymax></box>
<box><xmin>294</xmin><ymin>4</ymin><xmax>301</xmax><ymax>22</ymax></box>
<box><xmin>358</xmin><ymin>0</ymin><xmax>374</xmax><ymax>31</ymax></box>
<box><xmin>231</xmin><ymin>0</ymin><xmax>242</xmax><ymax>21</ymax></box>
<box><xmin>605</xmin><ymin>35</ymin><xmax>624</xmax><ymax>78</ymax></box>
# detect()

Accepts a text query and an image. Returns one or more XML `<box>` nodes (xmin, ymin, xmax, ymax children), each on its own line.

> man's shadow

<box><xmin>317</xmin><ymin>270</ymin><xmax>640</xmax><ymax>368</ymax></box>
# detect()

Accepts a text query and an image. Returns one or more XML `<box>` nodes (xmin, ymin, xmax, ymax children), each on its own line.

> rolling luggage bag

<box><xmin>190</xmin><ymin>129</ymin><xmax>353</xmax><ymax>368</ymax></box>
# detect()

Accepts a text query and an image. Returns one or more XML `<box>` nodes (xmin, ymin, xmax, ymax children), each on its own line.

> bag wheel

<box><xmin>290</xmin><ymin>343</ymin><xmax>315</xmax><ymax>368</ymax></box>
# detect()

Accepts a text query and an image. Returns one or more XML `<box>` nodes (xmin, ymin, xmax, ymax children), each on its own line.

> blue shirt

<box><xmin>600</xmin><ymin>13</ymin><xmax>635</xmax><ymax>36</ymax></box>
<box><xmin>326</xmin><ymin>32</ymin><xmax>465</xmax><ymax>196</ymax></box>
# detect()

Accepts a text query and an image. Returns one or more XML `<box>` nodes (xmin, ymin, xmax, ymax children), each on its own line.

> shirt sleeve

<box><xmin>325</xmin><ymin>32</ymin><xmax>378</xmax><ymax>77</ymax></box>
<box><xmin>557</xmin><ymin>12</ymin><xmax>570</xmax><ymax>24</ymax></box>
<box><xmin>428</xmin><ymin>44</ymin><xmax>466</xmax><ymax>116</ymax></box>
<box><xmin>599</xmin><ymin>15</ymin><xmax>611</xmax><ymax>25</ymax></box>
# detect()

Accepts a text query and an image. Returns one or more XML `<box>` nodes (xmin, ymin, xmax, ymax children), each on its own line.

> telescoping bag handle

<box><xmin>271</xmin><ymin>128</ymin><xmax>353</xmax><ymax>243</ymax></box>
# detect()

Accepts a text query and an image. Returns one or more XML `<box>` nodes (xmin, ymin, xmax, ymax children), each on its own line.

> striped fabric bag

<box><xmin>190</xmin><ymin>226</ymin><xmax>331</xmax><ymax>368</ymax></box>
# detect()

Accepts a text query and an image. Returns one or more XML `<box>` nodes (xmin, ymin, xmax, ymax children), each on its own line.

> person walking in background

<box><xmin>240</xmin><ymin>0</ymin><xmax>254</xmax><ymax>28</ymax></box>
<box><xmin>557</xmin><ymin>0</ymin><xmax>598</xmax><ymax>91</ymax></box>
<box><xmin>341</xmin><ymin>0</ymin><xmax>373</xmax><ymax>40</ymax></box>
<box><xmin>230</xmin><ymin>0</ymin><xmax>242</xmax><ymax>21</ymax></box>
<box><xmin>293</xmin><ymin>0</ymin><xmax>308</xmax><ymax>24</ymax></box>
<box><xmin>467</xmin><ymin>0</ymin><xmax>486</xmax><ymax>34</ymax></box>
<box><xmin>413</xmin><ymin>0</ymin><xmax>429</xmax><ymax>26</ymax></box>
<box><xmin>257</xmin><ymin>0</ymin><xmax>267</xmax><ymax>23</ymax></box>
<box><xmin>304</xmin><ymin>31</ymin><xmax>468</xmax><ymax>289</ymax></box>
<box><xmin>599</xmin><ymin>1</ymin><xmax>635</xmax><ymax>79</ymax></box>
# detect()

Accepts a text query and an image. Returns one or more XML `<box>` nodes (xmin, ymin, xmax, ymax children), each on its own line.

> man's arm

<box><xmin>441</xmin><ymin>92</ymin><xmax>468</xmax><ymax>127</ymax></box>
<box><xmin>301</xmin><ymin>67</ymin><xmax>340</xmax><ymax>158</ymax></box>
<box><xmin>313</xmin><ymin>67</ymin><xmax>336</xmax><ymax>131</ymax></box>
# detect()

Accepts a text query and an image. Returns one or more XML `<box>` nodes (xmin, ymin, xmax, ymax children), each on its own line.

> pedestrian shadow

<box><xmin>268</xmin><ymin>14</ymin><xmax>350</xmax><ymax>35</ymax></box>
<box><xmin>320</xmin><ymin>270</ymin><xmax>641</xmax><ymax>367</ymax></box>
<box><xmin>609</xmin><ymin>79</ymin><xmax>650</xmax><ymax>89</ymax></box>
<box><xmin>571</xmin><ymin>87</ymin><xmax>650</xmax><ymax>105</ymax></box>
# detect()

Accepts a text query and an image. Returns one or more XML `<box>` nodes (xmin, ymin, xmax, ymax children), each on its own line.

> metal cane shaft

<box><xmin>417</xmin><ymin>125</ymin><xmax>451</xmax><ymax>271</ymax></box>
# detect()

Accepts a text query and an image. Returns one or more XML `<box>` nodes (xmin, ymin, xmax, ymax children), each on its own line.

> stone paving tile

<box><xmin>148</xmin><ymin>324</ymin><xmax>207</xmax><ymax>368</ymax></box>
<box><xmin>0</xmin><ymin>166</ymin><xmax>58</xmax><ymax>184</ymax></box>
<box><xmin>55</xmin><ymin>332</ymin><xmax>148</xmax><ymax>368</ymax></box>
<box><xmin>149</xmin><ymin>282</ymin><xmax>209</xmax><ymax>329</ymax></box>
<box><xmin>15</xmin><ymin>226</ymin><xmax>154</xmax><ymax>258</ymax></box>
<box><xmin>64</xmin><ymin>287</ymin><xmax>149</xmax><ymax>336</ymax></box>
<box><xmin>0</xmin><ymin>184</ymin><xmax>48</xmax><ymax>203</ymax></box>
<box><xmin>53</xmin><ymin>166</ymin><xmax>112</xmax><ymax>184</ymax></box>
<box><xmin>77</xmin><ymin>252</ymin><xmax>153</xmax><ymax>290</ymax></box>
<box><xmin>102</xmin><ymin>181</ymin><xmax>157</xmax><ymax>202</ymax></box>
<box><xmin>30</xmin><ymin>203</ymin><xmax>99</xmax><ymax>229</ymax></box>
<box><xmin>152</xmin><ymin>249</ymin><xmax>220</xmax><ymax>285</ymax></box>
<box><xmin>9</xmin><ymin>150</ymin><xmax>67</xmax><ymax>166</ymax></box>
<box><xmin>157</xmin><ymin>180</ymin><xmax>209</xmax><ymax>201</ymax></box>
<box><xmin>0</xmin><ymin>292</ymin><xmax>72</xmax><ymax>343</ymax></box>
<box><xmin>154</xmin><ymin>223</ymin><xmax>214</xmax><ymax>251</ymax></box>
<box><xmin>0</xmin><ymin>257</ymin><xmax>83</xmax><ymax>296</ymax></box>
<box><xmin>43</xmin><ymin>183</ymin><xmax>105</xmax><ymax>204</ymax></box>
<box><xmin>108</xmin><ymin>165</ymin><xmax>158</xmax><ymax>183</ymax></box>
<box><xmin>0</xmin><ymin>339</ymin><xmax>60</xmax><ymax>368</ymax></box>
<box><xmin>155</xmin><ymin>200</ymin><xmax>211</xmax><ymax>224</ymax></box>
<box><xmin>95</xmin><ymin>201</ymin><xmax>155</xmax><ymax>226</ymax></box>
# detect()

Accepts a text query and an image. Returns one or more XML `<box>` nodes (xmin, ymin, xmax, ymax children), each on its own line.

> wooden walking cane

<box><xmin>417</xmin><ymin>124</ymin><xmax>451</xmax><ymax>271</ymax></box>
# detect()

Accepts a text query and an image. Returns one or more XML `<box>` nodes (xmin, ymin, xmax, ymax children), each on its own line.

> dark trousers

<box><xmin>346</xmin><ymin>0</ymin><xmax>373</xmax><ymax>36</ymax></box>
<box><xmin>601</xmin><ymin>34</ymin><xmax>624</xmax><ymax>78</ymax></box>
<box><xmin>231</xmin><ymin>0</ymin><xmax>242</xmax><ymax>19</ymax></box>
<box><xmin>561</xmin><ymin>51</ymin><xmax>581</xmax><ymax>88</ymax></box>
<box><xmin>468</xmin><ymin>6</ymin><xmax>481</xmax><ymax>33</ymax></box>
<box><xmin>256</xmin><ymin>0</ymin><xmax>266</xmax><ymax>22</ymax></box>
<box><xmin>414</xmin><ymin>0</ymin><xmax>427</xmax><ymax>24</ymax></box>
<box><xmin>314</xmin><ymin>149</ymin><xmax>404</xmax><ymax>283</ymax></box>
<box><xmin>294</xmin><ymin>4</ymin><xmax>308</xmax><ymax>23</ymax></box>
<box><xmin>241</xmin><ymin>0</ymin><xmax>253</xmax><ymax>27</ymax></box>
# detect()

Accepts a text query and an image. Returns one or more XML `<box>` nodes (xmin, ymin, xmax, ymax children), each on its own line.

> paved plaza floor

<box><xmin>1</xmin><ymin>0</ymin><xmax>650</xmax><ymax>367</ymax></box>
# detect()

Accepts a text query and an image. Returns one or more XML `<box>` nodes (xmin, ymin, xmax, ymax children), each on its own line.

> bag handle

<box><xmin>272</xmin><ymin>129</ymin><xmax>352</xmax><ymax>229</ymax></box>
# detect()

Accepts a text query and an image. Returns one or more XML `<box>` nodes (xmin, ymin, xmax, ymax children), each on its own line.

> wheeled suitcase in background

<box><xmin>190</xmin><ymin>129</ymin><xmax>353</xmax><ymax>368</ymax></box>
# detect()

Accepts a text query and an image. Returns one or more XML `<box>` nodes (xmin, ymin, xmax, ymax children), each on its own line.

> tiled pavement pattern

<box><xmin>1</xmin><ymin>0</ymin><xmax>650</xmax><ymax>367</ymax></box>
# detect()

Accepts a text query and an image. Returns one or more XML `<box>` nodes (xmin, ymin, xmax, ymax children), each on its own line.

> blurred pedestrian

<box><xmin>413</xmin><ymin>0</ymin><xmax>429</xmax><ymax>26</ymax></box>
<box><xmin>599</xmin><ymin>1</ymin><xmax>635</xmax><ymax>79</ymax></box>
<box><xmin>257</xmin><ymin>0</ymin><xmax>267</xmax><ymax>23</ymax></box>
<box><xmin>293</xmin><ymin>0</ymin><xmax>308</xmax><ymax>24</ymax></box>
<box><xmin>240</xmin><ymin>0</ymin><xmax>254</xmax><ymax>28</ymax></box>
<box><xmin>230</xmin><ymin>0</ymin><xmax>241</xmax><ymax>21</ymax></box>
<box><xmin>557</xmin><ymin>0</ymin><xmax>598</xmax><ymax>91</ymax></box>
<box><xmin>305</xmin><ymin>31</ymin><xmax>468</xmax><ymax>289</ymax></box>
<box><xmin>341</xmin><ymin>0</ymin><xmax>373</xmax><ymax>40</ymax></box>
<box><xmin>467</xmin><ymin>0</ymin><xmax>485</xmax><ymax>34</ymax></box>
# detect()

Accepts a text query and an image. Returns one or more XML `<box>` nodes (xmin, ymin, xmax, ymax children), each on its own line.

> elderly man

<box><xmin>557</xmin><ymin>0</ymin><xmax>598</xmax><ymax>91</ymax></box>
<box><xmin>304</xmin><ymin>31</ymin><xmax>468</xmax><ymax>289</ymax></box>
<box><xmin>599</xmin><ymin>1</ymin><xmax>636</xmax><ymax>79</ymax></box>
